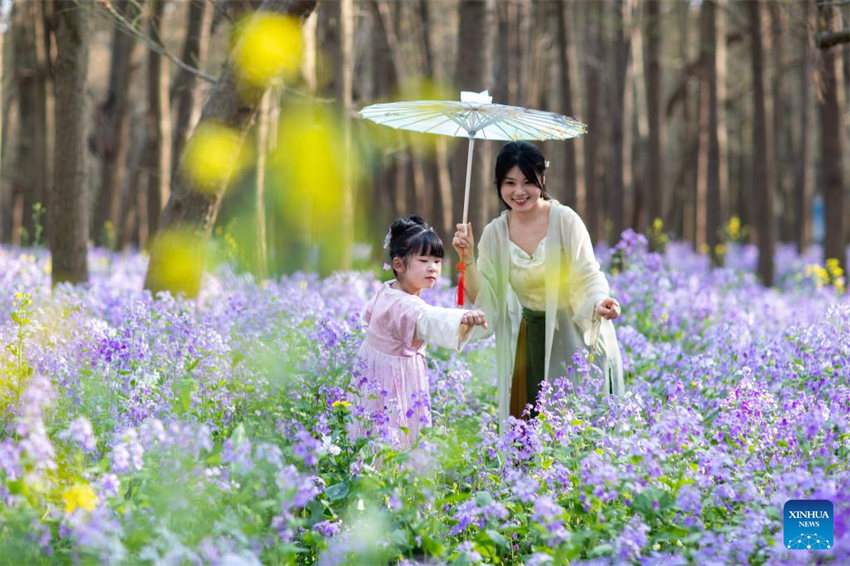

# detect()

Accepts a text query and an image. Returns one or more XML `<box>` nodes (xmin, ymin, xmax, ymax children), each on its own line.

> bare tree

<box><xmin>817</xmin><ymin>0</ymin><xmax>846</xmax><ymax>272</ymax></box>
<box><xmin>143</xmin><ymin>0</ymin><xmax>172</xmax><ymax>245</ymax></box>
<box><xmin>92</xmin><ymin>0</ymin><xmax>144</xmax><ymax>246</ymax></box>
<box><xmin>795</xmin><ymin>0</ymin><xmax>816</xmax><ymax>253</ymax></box>
<box><xmin>555</xmin><ymin>0</ymin><xmax>584</xmax><ymax>213</ymax></box>
<box><xmin>171</xmin><ymin>0</ymin><xmax>213</xmax><ymax>166</ymax></box>
<box><xmin>748</xmin><ymin>1</ymin><xmax>776</xmax><ymax>286</ymax></box>
<box><xmin>454</xmin><ymin>0</ymin><xmax>495</xmax><ymax>234</ymax></box>
<box><xmin>611</xmin><ymin>0</ymin><xmax>635</xmax><ymax>243</ymax></box>
<box><xmin>645</xmin><ymin>0</ymin><xmax>664</xmax><ymax>228</ymax></box>
<box><xmin>144</xmin><ymin>0</ymin><xmax>318</xmax><ymax>297</ymax></box>
<box><xmin>697</xmin><ymin>0</ymin><xmax>726</xmax><ymax>265</ymax></box>
<box><xmin>583</xmin><ymin>0</ymin><xmax>604</xmax><ymax>243</ymax></box>
<box><xmin>10</xmin><ymin>1</ymin><xmax>49</xmax><ymax>246</ymax></box>
<box><xmin>49</xmin><ymin>0</ymin><xmax>90</xmax><ymax>285</ymax></box>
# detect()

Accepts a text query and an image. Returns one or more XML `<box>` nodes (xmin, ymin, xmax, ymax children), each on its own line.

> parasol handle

<box><xmin>458</xmin><ymin>136</ymin><xmax>476</xmax><ymax>306</ymax></box>
<box><xmin>462</xmin><ymin>137</ymin><xmax>475</xmax><ymax>225</ymax></box>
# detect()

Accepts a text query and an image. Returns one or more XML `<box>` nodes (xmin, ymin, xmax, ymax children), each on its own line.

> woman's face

<box><xmin>499</xmin><ymin>165</ymin><xmax>543</xmax><ymax>212</ymax></box>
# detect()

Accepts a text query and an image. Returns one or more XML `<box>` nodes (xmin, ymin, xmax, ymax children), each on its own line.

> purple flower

<box><xmin>65</xmin><ymin>416</ymin><xmax>97</xmax><ymax>453</ymax></box>
<box><xmin>0</xmin><ymin>439</ymin><xmax>22</xmax><ymax>481</ymax></box>
<box><xmin>94</xmin><ymin>473</ymin><xmax>121</xmax><ymax>499</ymax></box>
<box><xmin>109</xmin><ymin>428</ymin><xmax>144</xmax><ymax>475</ymax></box>
<box><xmin>615</xmin><ymin>516</ymin><xmax>650</xmax><ymax>561</ymax></box>
<box><xmin>450</xmin><ymin>491</ymin><xmax>509</xmax><ymax>535</ymax></box>
<box><xmin>313</xmin><ymin>520</ymin><xmax>342</xmax><ymax>538</ymax></box>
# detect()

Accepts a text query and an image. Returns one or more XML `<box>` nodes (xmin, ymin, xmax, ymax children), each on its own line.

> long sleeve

<box><xmin>564</xmin><ymin>210</ymin><xmax>610</xmax><ymax>348</ymax></box>
<box><xmin>464</xmin><ymin>223</ymin><xmax>500</xmax><ymax>340</ymax></box>
<box><xmin>414</xmin><ymin>305</ymin><xmax>472</xmax><ymax>351</ymax></box>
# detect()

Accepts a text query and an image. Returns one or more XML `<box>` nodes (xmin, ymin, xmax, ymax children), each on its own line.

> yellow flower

<box><xmin>180</xmin><ymin>121</ymin><xmax>253</xmax><ymax>194</ymax></box>
<box><xmin>826</xmin><ymin>258</ymin><xmax>844</xmax><ymax>278</ymax></box>
<box><xmin>727</xmin><ymin>216</ymin><xmax>741</xmax><ymax>236</ymax></box>
<box><xmin>332</xmin><ymin>400</ymin><xmax>350</xmax><ymax>409</ymax></box>
<box><xmin>652</xmin><ymin>218</ymin><xmax>663</xmax><ymax>231</ymax></box>
<box><xmin>232</xmin><ymin>14</ymin><xmax>303</xmax><ymax>88</ymax></box>
<box><xmin>63</xmin><ymin>483</ymin><xmax>99</xmax><ymax>513</ymax></box>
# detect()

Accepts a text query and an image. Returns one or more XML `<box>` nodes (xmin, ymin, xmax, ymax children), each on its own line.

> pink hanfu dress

<box><xmin>352</xmin><ymin>281</ymin><xmax>471</xmax><ymax>449</ymax></box>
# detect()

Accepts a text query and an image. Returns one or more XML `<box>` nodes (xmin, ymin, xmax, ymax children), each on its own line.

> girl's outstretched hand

<box><xmin>452</xmin><ymin>223</ymin><xmax>475</xmax><ymax>265</ymax></box>
<box><xmin>460</xmin><ymin>309</ymin><xmax>488</xmax><ymax>329</ymax></box>
<box><xmin>596</xmin><ymin>298</ymin><xmax>622</xmax><ymax>320</ymax></box>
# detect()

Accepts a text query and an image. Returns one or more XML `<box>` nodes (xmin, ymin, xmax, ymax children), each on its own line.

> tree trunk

<box><xmin>645</xmin><ymin>0</ymin><xmax>664</xmax><ymax>228</ymax></box>
<box><xmin>817</xmin><ymin>0</ymin><xmax>846</xmax><ymax>272</ymax></box>
<box><xmin>695</xmin><ymin>2</ymin><xmax>711</xmax><ymax>255</ymax></box>
<box><xmin>255</xmin><ymin>90</ymin><xmax>270</xmax><ymax>278</ymax></box>
<box><xmin>336</xmin><ymin>0</ymin><xmax>354</xmax><ymax>272</ymax></box>
<box><xmin>630</xmin><ymin>0</ymin><xmax>647</xmax><ymax>232</ymax></box>
<box><xmin>93</xmin><ymin>0</ymin><xmax>144</xmax><ymax>247</ymax></box>
<box><xmin>770</xmin><ymin>4</ymin><xmax>793</xmax><ymax>243</ymax></box>
<box><xmin>418</xmin><ymin>0</ymin><xmax>453</xmax><ymax>255</ymax></box>
<box><xmin>611</xmin><ymin>0</ymin><xmax>633</xmax><ymax>243</ymax></box>
<box><xmin>700</xmin><ymin>0</ymin><xmax>724</xmax><ymax>265</ymax></box>
<box><xmin>0</xmin><ymin>5</ymin><xmax>4</xmax><ymax>242</ymax></box>
<box><xmin>748</xmin><ymin>1</ymin><xmax>776</xmax><ymax>286</ymax></box>
<box><xmin>144</xmin><ymin>0</ymin><xmax>172</xmax><ymax>245</ymax></box>
<box><xmin>454</xmin><ymin>0</ymin><xmax>495</xmax><ymax>234</ymax></box>
<box><xmin>144</xmin><ymin>0</ymin><xmax>319</xmax><ymax>297</ymax></box>
<box><xmin>49</xmin><ymin>0</ymin><xmax>90</xmax><ymax>285</ymax></box>
<box><xmin>556</xmin><ymin>0</ymin><xmax>584</xmax><ymax>212</ymax></box>
<box><xmin>11</xmin><ymin>1</ymin><xmax>49</xmax><ymax>246</ymax></box>
<box><xmin>670</xmin><ymin>1</ymin><xmax>697</xmax><ymax>243</ymax></box>
<box><xmin>795</xmin><ymin>0</ymin><xmax>816</xmax><ymax>253</ymax></box>
<box><xmin>171</xmin><ymin>0</ymin><xmax>212</xmax><ymax>167</ymax></box>
<box><xmin>583</xmin><ymin>0</ymin><xmax>603</xmax><ymax>243</ymax></box>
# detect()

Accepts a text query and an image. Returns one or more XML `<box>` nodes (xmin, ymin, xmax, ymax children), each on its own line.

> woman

<box><xmin>452</xmin><ymin>141</ymin><xmax>624</xmax><ymax>428</ymax></box>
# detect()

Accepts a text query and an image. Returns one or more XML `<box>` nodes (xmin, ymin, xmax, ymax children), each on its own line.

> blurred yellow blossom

<box><xmin>180</xmin><ymin>121</ymin><xmax>253</xmax><ymax>194</ymax></box>
<box><xmin>647</xmin><ymin>217</ymin><xmax>668</xmax><ymax>251</ymax></box>
<box><xmin>232</xmin><ymin>14</ymin><xmax>303</xmax><ymax>88</ymax></box>
<box><xmin>63</xmin><ymin>483</ymin><xmax>98</xmax><ymax>513</ymax></box>
<box><xmin>146</xmin><ymin>229</ymin><xmax>207</xmax><ymax>297</ymax></box>
<box><xmin>332</xmin><ymin>400</ymin><xmax>350</xmax><ymax>408</ymax></box>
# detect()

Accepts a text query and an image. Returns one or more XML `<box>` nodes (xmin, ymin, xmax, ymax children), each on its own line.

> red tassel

<box><xmin>456</xmin><ymin>249</ymin><xmax>466</xmax><ymax>306</ymax></box>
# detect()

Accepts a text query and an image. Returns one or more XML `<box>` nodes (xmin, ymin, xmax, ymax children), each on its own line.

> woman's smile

<box><xmin>500</xmin><ymin>165</ymin><xmax>542</xmax><ymax>211</ymax></box>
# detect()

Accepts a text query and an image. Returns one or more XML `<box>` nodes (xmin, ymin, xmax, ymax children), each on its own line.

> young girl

<box><xmin>352</xmin><ymin>215</ymin><xmax>487</xmax><ymax>449</ymax></box>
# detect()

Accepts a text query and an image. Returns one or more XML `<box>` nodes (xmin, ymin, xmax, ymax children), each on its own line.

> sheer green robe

<box><xmin>466</xmin><ymin>201</ymin><xmax>625</xmax><ymax>431</ymax></box>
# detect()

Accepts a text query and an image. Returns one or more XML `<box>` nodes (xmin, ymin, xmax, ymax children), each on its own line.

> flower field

<box><xmin>1</xmin><ymin>234</ymin><xmax>848</xmax><ymax>565</ymax></box>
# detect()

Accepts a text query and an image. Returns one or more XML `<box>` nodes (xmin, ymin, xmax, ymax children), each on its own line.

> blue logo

<box><xmin>784</xmin><ymin>500</ymin><xmax>833</xmax><ymax>550</ymax></box>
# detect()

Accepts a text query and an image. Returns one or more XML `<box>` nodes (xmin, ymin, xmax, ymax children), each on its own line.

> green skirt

<box><xmin>510</xmin><ymin>308</ymin><xmax>546</xmax><ymax>419</ymax></box>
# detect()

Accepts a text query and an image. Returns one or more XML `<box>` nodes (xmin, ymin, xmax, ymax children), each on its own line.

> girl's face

<box><xmin>393</xmin><ymin>254</ymin><xmax>442</xmax><ymax>295</ymax></box>
<box><xmin>499</xmin><ymin>165</ymin><xmax>544</xmax><ymax>212</ymax></box>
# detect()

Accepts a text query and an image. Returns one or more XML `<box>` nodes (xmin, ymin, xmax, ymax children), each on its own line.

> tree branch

<box><xmin>94</xmin><ymin>0</ymin><xmax>218</xmax><ymax>83</ymax></box>
<box><xmin>93</xmin><ymin>0</ymin><xmax>331</xmax><ymax>101</ymax></box>
<box><xmin>816</xmin><ymin>28</ymin><xmax>850</xmax><ymax>49</ymax></box>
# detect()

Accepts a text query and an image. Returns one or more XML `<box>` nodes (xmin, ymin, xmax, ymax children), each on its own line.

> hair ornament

<box><xmin>382</xmin><ymin>227</ymin><xmax>392</xmax><ymax>250</ymax></box>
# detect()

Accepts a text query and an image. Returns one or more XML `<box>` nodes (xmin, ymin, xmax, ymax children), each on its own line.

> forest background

<box><xmin>0</xmin><ymin>0</ymin><xmax>848</xmax><ymax>294</ymax></box>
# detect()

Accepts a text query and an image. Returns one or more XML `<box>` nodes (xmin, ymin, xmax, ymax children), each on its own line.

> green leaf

<box><xmin>484</xmin><ymin>529</ymin><xmax>509</xmax><ymax>549</ymax></box>
<box><xmin>389</xmin><ymin>528</ymin><xmax>409</xmax><ymax>547</ymax></box>
<box><xmin>325</xmin><ymin>481</ymin><xmax>350</xmax><ymax>501</ymax></box>
<box><xmin>589</xmin><ymin>543</ymin><xmax>613</xmax><ymax>557</ymax></box>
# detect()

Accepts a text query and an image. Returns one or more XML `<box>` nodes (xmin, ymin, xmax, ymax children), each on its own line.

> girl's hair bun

<box><xmin>386</xmin><ymin>215</ymin><xmax>444</xmax><ymax>276</ymax></box>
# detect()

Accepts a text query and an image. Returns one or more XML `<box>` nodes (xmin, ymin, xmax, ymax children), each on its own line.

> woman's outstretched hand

<box><xmin>596</xmin><ymin>298</ymin><xmax>622</xmax><ymax>320</ymax></box>
<box><xmin>452</xmin><ymin>223</ymin><xmax>475</xmax><ymax>265</ymax></box>
<box><xmin>460</xmin><ymin>309</ymin><xmax>488</xmax><ymax>329</ymax></box>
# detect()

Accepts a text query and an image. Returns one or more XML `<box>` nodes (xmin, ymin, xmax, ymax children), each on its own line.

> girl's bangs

<box><xmin>410</xmin><ymin>230</ymin><xmax>445</xmax><ymax>258</ymax></box>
